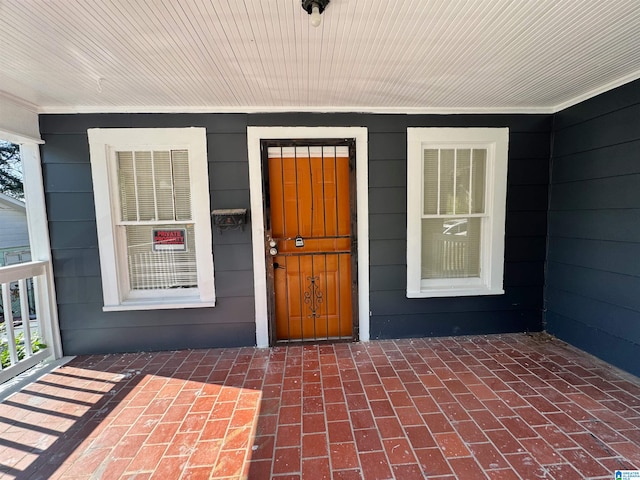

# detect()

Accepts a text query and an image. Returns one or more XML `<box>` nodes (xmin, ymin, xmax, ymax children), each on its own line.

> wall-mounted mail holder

<box><xmin>211</xmin><ymin>208</ymin><xmax>248</xmax><ymax>233</ymax></box>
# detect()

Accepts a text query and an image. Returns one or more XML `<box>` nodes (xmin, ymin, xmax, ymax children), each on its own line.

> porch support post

<box><xmin>0</xmin><ymin>95</ymin><xmax>42</xmax><ymax>144</ymax></box>
<box><xmin>19</xmin><ymin>143</ymin><xmax>63</xmax><ymax>359</ymax></box>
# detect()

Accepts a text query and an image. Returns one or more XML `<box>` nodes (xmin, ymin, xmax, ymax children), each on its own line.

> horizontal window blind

<box><xmin>126</xmin><ymin>224</ymin><xmax>197</xmax><ymax>290</ymax></box>
<box><xmin>117</xmin><ymin>150</ymin><xmax>192</xmax><ymax>222</ymax></box>
<box><xmin>422</xmin><ymin>148</ymin><xmax>487</xmax><ymax>280</ymax></box>
<box><xmin>117</xmin><ymin>149</ymin><xmax>197</xmax><ymax>291</ymax></box>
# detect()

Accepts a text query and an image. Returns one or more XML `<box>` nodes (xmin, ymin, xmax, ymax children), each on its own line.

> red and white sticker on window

<box><xmin>152</xmin><ymin>229</ymin><xmax>187</xmax><ymax>252</ymax></box>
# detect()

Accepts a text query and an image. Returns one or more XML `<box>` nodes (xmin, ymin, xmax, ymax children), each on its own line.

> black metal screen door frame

<box><xmin>261</xmin><ymin>138</ymin><xmax>358</xmax><ymax>345</ymax></box>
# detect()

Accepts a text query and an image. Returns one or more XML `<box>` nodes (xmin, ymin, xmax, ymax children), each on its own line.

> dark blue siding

<box><xmin>368</xmin><ymin>114</ymin><xmax>550</xmax><ymax>339</ymax></box>
<box><xmin>546</xmin><ymin>78</ymin><xmax>640</xmax><ymax>376</ymax></box>
<box><xmin>40</xmin><ymin>114</ymin><xmax>255</xmax><ymax>355</ymax></box>
<box><xmin>40</xmin><ymin>112</ymin><xmax>551</xmax><ymax>355</ymax></box>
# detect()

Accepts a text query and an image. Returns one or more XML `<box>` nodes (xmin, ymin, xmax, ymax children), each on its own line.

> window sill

<box><xmin>407</xmin><ymin>287</ymin><xmax>504</xmax><ymax>298</ymax></box>
<box><xmin>103</xmin><ymin>298</ymin><xmax>216</xmax><ymax>312</ymax></box>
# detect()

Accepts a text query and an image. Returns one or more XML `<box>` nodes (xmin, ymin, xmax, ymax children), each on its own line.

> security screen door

<box><xmin>262</xmin><ymin>140</ymin><xmax>357</xmax><ymax>343</ymax></box>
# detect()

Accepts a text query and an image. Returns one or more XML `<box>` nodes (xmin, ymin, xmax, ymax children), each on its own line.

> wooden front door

<box><xmin>263</xmin><ymin>141</ymin><xmax>357</xmax><ymax>343</ymax></box>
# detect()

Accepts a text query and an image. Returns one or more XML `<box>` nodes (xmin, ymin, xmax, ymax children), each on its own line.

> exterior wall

<box><xmin>547</xmin><ymin>79</ymin><xmax>640</xmax><ymax>376</ymax></box>
<box><xmin>370</xmin><ymin>115</ymin><xmax>550</xmax><ymax>338</ymax></box>
<box><xmin>40</xmin><ymin>114</ymin><xmax>255</xmax><ymax>355</ymax></box>
<box><xmin>40</xmin><ymin>113</ymin><xmax>551</xmax><ymax>355</ymax></box>
<box><xmin>0</xmin><ymin>202</ymin><xmax>29</xmax><ymax>250</ymax></box>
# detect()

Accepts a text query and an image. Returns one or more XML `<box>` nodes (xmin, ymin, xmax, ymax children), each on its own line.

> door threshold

<box><xmin>274</xmin><ymin>336</ymin><xmax>355</xmax><ymax>346</ymax></box>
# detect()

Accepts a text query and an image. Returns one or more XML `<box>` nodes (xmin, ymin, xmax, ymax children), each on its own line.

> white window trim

<box><xmin>407</xmin><ymin>127</ymin><xmax>509</xmax><ymax>298</ymax></box>
<box><xmin>247</xmin><ymin>127</ymin><xmax>369</xmax><ymax>347</ymax></box>
<box><xmin>88</xmin><ymin>128</ymin><xmax>215</xmax><ymax>311</ymax></box>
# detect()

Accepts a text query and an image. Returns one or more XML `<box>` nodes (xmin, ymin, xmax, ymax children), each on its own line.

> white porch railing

<box><xmin>0</xmin><ymin>260</ymin><xmax>59</xmax><ymax>384</ymax></box>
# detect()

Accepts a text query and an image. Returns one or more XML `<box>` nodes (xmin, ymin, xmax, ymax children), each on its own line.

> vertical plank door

<box><xmin>265</xmin><ymin>144</ymin><xmax>355</xmax><ymax>342</ymax></box>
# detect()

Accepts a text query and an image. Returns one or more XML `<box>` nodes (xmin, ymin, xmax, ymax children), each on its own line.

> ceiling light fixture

<box><xmin>302</xmin><ymin>0</ymin><xmax>330</xmax><ymax>28</ymax></box>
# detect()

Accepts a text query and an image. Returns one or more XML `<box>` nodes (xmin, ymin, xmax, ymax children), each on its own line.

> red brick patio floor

<box><xmin>1</xmin><ymin>333</ymin><xmax>640</xmax><ymax>479</ymax></box>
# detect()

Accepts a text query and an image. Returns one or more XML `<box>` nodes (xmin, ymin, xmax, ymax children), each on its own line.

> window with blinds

<box><xmin>116</xmin><ymin>150</ymin><xmax>197</xmax><ymax>291</ymax></box>
<box><xmin>407</xmin><ymin>128</ymin><xmax>508</xmax><ymax>298</ymax></box>
<box><xmin>421</xmin><ymin>148</ymin><xmax>486</xmax><ymax>279</ymax></box>
<box><xmin>88</xmin><ymin>128</ymin><xmax>215</xmax><ymax>311</ymax></box>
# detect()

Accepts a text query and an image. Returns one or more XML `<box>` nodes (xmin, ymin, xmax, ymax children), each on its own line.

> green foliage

<box><xmin>0</xmin><ymin>331</ymin><xmax>46</xmax><ymax>369</ymax></box>
<box><xmin>0</xmin><ymin>140</ymin><xmax>24</xmax><ymax>200</ymax></box>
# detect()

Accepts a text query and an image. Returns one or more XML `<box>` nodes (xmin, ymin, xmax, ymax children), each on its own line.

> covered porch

<box><xmin>1</xmin><ymin>2</ymin><xmax>640</xmax><ymax>478</ymax></box>
<box><xmin>1</xmin><ymin>333</ymin><xmax>639</xmax><ymax>479</ymax></box>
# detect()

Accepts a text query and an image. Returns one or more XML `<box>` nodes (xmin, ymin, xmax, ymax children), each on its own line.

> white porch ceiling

<box><xmin>1</xmin><ymin>0</ymin><xmax>640</xmax><ymax>114</ymax></box>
